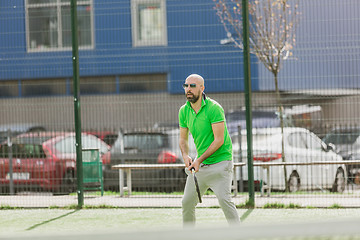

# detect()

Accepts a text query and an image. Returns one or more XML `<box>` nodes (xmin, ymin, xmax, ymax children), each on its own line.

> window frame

<box><xmin>131</xmin><ymin>0</ymin><xmax>167</xmax><ymax>47</ymax></box>
<box><xmin>25</xmin><ymin>0</ymin><xmax>94</xmax><ymax>52</ymax></box>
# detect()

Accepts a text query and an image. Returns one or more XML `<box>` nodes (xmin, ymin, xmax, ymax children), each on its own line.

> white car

<box><xmin>231</xmin><ymin>127</ymin><xmax>347</xmax><ymax>193</ymax></box>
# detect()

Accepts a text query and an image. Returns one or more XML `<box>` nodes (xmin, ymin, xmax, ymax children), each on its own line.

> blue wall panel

<box><xmin>0</xmin><ymin>0</ymin><xmax>259</xmax><ymax>95</ymax></box>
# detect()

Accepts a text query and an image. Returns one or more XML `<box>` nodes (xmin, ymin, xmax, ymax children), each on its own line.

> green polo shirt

<box><xmin>178</xmin><ymin>96</ymin><xmax>232</xmax><ymax>164</ymax></box>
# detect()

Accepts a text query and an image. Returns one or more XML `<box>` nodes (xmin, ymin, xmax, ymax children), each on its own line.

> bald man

<box><xmin>178</xmin><ymin>74</ymin><xmax>240</xmax><ymax>227</ymax></box>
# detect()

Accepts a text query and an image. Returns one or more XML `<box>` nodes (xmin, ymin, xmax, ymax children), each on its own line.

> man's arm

<box><xmin>190</xmin><ymin>121</ymin><xmax>225</xmax><ymax>171</ymax></box>
<box><xmin>179</xmin><ymin>127</ymin><xmax>193</xmax><ymax>168</ymax></box>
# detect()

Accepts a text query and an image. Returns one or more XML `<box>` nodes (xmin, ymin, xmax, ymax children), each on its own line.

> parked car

<box><xmin>104</xmin><ymin>129</ymin><xmax>196</xmax><ymax>192</ymax></box>
<box><xmin>226</xmin><ymin>105</ymin><xmax>322</xmax><ymax>135</ymax></box>
<box><xmin>232</xmin><ymin>127</ymin><xmax>347</xmax><ymax>193</ymax></box>
<box><xmin>348</xmin><ymin>153</ymin><xmax>360</xmax><ymax>185</ymax></box>
<box><xmin>0</xmin><ymin>123</ymin><xmax>46</xmax><ymax>143</ymax></box>
<box><xmin>153</xmin><ymin>122</ymin><xmax>179</xmax><ymax>130</ymax></box>
<box><xmin>322</xmin><ymin>127</ymin><xmax>360</xmax><ymax>184</ymax></box>
<box><xmin>86</xmin><ymin>130</ymin><xmax>118</xmax><ymax>146</ymax></box>
<box><xmin>225</xmin><ymin>109</ymin><xmax>292</xmax><ymax>135</ymax></box>
<box><xmin>0</xmin><ymin>132</ymin><xmax>110</xmax><ymax>194</ymax></box>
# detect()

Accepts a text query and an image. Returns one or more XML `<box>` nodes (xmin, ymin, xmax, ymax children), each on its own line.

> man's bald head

<box><xmin>184</xmin><ymin>74</ymin><xmax>205</xmax><ymax>104</ymax></box>
<box><xmin>185</xmin><ymin>74</ymin><xmax>204</xmax><ymax>86</ymax></box>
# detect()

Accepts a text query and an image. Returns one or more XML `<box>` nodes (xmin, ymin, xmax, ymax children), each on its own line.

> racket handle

<box><xmin>191</xmin><ymin>157</ymin><xmax>197</xmax><ymax>173</ymax></box>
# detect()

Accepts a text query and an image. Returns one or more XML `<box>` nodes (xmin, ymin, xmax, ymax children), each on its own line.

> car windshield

<box><xmin>124</xmin><ymin>134</ymin><xmax>168</xmax><ymax>150</ymax></box>
<box><xmin>54</xmin><ymin>135</ymin><xmax>109</xmax><ymax>155</ymax></box>
<box><xmin>324</xmin><ymin>132</ymin><xmax>360</xmax><ymax>145</ymax></box>
<box><xmin>226</xmin><ymin>111</ymin><xmax>278</xmax><ymax>122</ymax></box>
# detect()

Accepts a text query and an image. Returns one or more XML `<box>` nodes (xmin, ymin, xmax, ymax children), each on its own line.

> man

<box><xmin>178</xmin><ymin>74</ymin><xmax>240</xmax><ymax>226</ymax></box>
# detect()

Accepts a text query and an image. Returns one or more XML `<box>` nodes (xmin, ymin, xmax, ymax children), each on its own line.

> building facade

<box><xmin>0</xmin><ymin>0</ymin><xmax>359</xmax><ymax>132</ymax></box>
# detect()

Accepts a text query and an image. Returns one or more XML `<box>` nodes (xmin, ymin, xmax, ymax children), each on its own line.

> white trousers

<box><xmin>182</xmin><ymin>160</ymin><xmax>240</xmax><ymax>226</ymax></box>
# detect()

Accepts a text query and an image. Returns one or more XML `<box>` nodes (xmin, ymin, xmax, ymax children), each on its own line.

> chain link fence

<box><xmin>0</xmin><ymin>0</ymin><xmax>359</xmax><ymax>207</ymax></box>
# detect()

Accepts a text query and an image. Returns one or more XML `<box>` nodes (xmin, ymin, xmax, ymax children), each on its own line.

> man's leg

<box><xmin>182</xmin><ymin>168</ymin><xmax>208</xmax><ymax>227</ymax></box>
<box><xmin>182</xmin><ymin>169</ymin><xmax>199</xmax><ymax>227</ymax></box>
<box><xmin>208</xmin><ymin>161</ymin><xmax>240</xmax><ymax>224</ymax></box>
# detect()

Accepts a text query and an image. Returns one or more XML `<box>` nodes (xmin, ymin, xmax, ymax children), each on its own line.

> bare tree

<box><xmin>214</xmin><ymin>0</ymin><xmax>300</xmax><ymax>191</ymax></box>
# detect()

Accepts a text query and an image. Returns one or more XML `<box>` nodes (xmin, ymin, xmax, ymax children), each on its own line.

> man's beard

<box><xmin>187</xmin><ymin>92</ymin><xmax>200</xmax><ymax>103</ymax></box>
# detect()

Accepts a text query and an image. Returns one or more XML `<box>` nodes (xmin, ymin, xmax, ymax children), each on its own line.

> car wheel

<box><xmin>60</xmin><ymin>170</ymin><xmax>76</xmax><ymax>194</ymax></box>
<box><xmin>288</xmin><ymin>172</ymin><xmax>300</xmax><ymax>192</ymax></box>
<box><xmin>332</xmin><ymin>168</ymin><xmax>346</xmax><ymax>193</ymax></box>
<box><xmin>354</xmin><ymin>172</ymin><xmax>360</xmax><ymax>185</ymax></box>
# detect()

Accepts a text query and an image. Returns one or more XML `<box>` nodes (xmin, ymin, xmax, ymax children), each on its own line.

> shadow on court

<box><xmin>26</xmin><ymin>210</ymin><xmax>80</xmax><ymax>231</ymax></box>
<box><xmin>240</xmin><ymin>208</ymin><xmax>253</xmax><ymax>222</ymax></box>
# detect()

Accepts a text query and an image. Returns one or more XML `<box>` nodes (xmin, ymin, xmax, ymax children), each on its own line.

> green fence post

<box><xmin>70</xmin><ymin>0</ymin><xmax>84</xmax><ymax>208</ymax></box>
<box><xmin>242</xmin><ymin>0</ymin><xmax>255</xmax><ymax>207</ymax></box>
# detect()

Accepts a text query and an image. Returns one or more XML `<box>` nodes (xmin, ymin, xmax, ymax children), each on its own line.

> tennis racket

<box><xmin>191</xmin><ymin>165</ymin><xmax>202</xmax><ymax>203</ymax></box>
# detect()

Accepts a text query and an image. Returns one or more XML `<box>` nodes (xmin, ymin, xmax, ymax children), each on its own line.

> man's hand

<box><xmin>188</xmin><ymin>158</ymin><xmax>200</xmax><ymax>172</ymax></box>
<box><xmin>183</xmin><ymin>155</ymin><xmax>193</xmax><ymax>168</ymax></box>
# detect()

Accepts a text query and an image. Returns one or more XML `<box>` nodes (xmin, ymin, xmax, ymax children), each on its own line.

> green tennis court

<box><xmin>2</xmin><ymin>208</ymin><xmax>360</xmax><ymax>239</ymax></box>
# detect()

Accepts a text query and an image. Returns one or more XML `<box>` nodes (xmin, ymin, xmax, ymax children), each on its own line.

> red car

<box><xmin>0</xmin><ymin>132</ymin><xmax>110</xmax><ymax>194</ymax></box>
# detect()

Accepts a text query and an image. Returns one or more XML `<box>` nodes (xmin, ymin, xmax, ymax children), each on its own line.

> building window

<box><xmin>25</xmin><ymin>0</ymin><xmax>93</xmax><ymax>52</ymax></box>
<box><xmin>131</xmin><ymin>0</ymin><xmax>167</xmax><ymax>47</ymax></box>
<box><xmin>118</xmin><ymin>74</ymin><xmax>167</xmax><ymax>92</ymax></box>
<box><xmin>0</xmin><ymin>81</ymin><xmax>19</xmax><ymax>98</ymax></box>
<box><xmin>21</xmin><ymin>78</ymin><xmax>68</xmax><ymax>96</ymax></box>
<box><xmin>70</xmin><ymin>76</ymin><xmax>118</xmax><ymax>95</ymax></box>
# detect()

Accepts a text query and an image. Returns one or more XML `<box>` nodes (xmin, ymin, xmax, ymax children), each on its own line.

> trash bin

<box><xmin>82</xmin><ymin>148</ymin><xmax>104</xmax><ymax>196</ymax></box>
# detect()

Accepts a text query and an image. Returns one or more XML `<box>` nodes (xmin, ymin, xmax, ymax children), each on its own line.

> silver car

<box><xmin>232</xmin><ymin>127</ymin><xmax>347</xmax><ymax>193</ymax></box>
<box><xmin>322</xmin><ymin>127</ymin><xmax>360</xmax><ymax>184</ymax></box>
